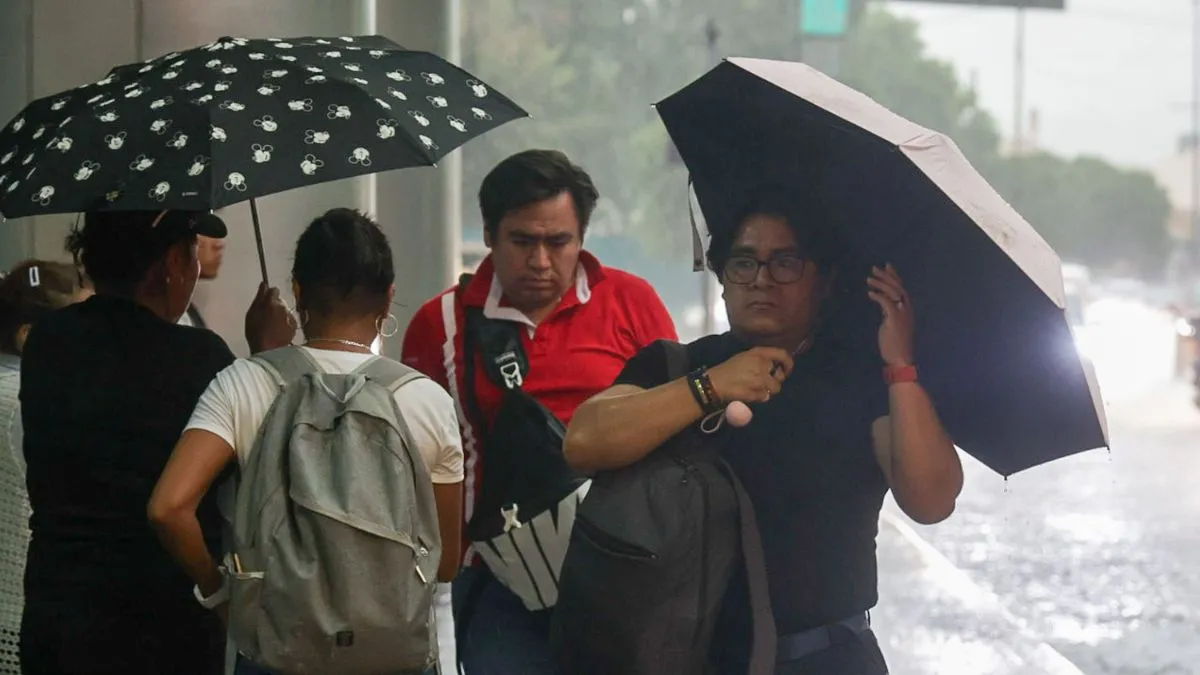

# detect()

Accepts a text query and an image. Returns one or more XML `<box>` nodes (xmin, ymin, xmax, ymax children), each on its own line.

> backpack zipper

<box><xmin>415</xmin><ymin>546</ymin><xmax>430</xmax><ymax>584</ymax></box>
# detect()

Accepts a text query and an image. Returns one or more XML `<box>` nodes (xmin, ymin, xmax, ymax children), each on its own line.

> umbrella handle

<box><xmin>249</xmin><ymin>198</ymin><xmax>269</xmax><ymax>286</ymax></box>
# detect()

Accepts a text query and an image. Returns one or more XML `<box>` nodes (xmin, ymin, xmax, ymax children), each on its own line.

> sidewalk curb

<box><xmin>881</xmin><ymin>511</ymin><xmax>1088</xmax><ymax>675</ymax></box>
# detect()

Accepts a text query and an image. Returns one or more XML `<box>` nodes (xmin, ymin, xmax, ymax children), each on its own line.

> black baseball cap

<box><xmin>149</xmin><ymin>210</ymin><xmax>228</xmax><ymax>239</ymax></box>
<box><xmin>83</xmin><ymin>209</ymin><xmax>227</xmax><ymax>239</ymax></box>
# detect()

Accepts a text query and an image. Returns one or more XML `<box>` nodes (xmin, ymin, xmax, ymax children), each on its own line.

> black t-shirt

<box><xmin>613</xmin><ymin>333</ymin><xmax>890</xmax><ymax>634</ymax></box>
<box><xmin>20</xmin><ymin>295</ymin><xmax>235</xmax><ymax>603</ymax></box>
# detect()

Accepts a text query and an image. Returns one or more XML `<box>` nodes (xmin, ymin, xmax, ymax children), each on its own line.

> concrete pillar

<box><xmin>0</xmin><ymin>0</ymin><xmax>141</xmax><ymax>269</ymax></box>
<box><xmin>0</xmin><ymin>0</ymin><xmax>31</xmax><ymax>271</ymax></box>
<box><xmin>374</xmin><ymin>0</ymin><xmax>463</xmax><ymax>355</ymax></box>
<box><xmin>0</xmin><ymin>0</ymin><xmax>461</xmax><ymax>358</ymax></box>
<box><xmin>140</xmin><ymin>0</ymin><xmax>376</xmax><ymax>355</ymax></box>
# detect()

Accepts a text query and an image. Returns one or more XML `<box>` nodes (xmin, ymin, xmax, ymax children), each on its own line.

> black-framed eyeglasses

<box><xmin>723</xmin><ymin>255</ymin><xmax>808</xmax><ymax>285</ymax></box>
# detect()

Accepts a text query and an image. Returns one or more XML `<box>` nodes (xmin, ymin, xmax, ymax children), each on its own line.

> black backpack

<box><xmin>455</xmin><ymin>274</ymin><xmax>589</xmax><ymax>612</ymax></box>
<box><xmin>552</xmin><ymin>340</ymin><xmax>777</xmax><ymax>675</ymax></box>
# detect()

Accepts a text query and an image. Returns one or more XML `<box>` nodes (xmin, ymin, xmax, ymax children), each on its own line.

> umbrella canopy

<box><xmin>656</xmin><ymin>57</ymin><xmax>1107</xmax><ymax>476</ymax></box>
<box><xmin>0</xmin><ymin>35</ymin><xmax>526</xmax><ymax>218</ymax></box>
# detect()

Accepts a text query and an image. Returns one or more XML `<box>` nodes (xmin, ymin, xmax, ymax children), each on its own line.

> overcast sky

<box><xmin>883</xmin><ymin>0</ymin><xmax>1192</xmax><ymax>170</ymax></box>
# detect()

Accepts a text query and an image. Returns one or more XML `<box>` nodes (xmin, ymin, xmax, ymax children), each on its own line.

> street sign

<box><xmin>800</xmin><ymin>0</ymin><xmax>852</xmax><ymax>37</ymax></box>
<box><xmin>894</xmin><ymin>0</ymin><xmax>1064</xmax><ymax>8</ymax></box>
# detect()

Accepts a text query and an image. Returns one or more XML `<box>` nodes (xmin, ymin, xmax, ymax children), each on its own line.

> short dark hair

<box><xmin>478</xmin><ymin>149</ymin><xmax>600</xmax><ymax>238</ymax></box>
<box><xmin>65</xmin><ymin>211</ymin><xmax>197</xmax><ymax>294</ymax></box>
<box><xmin>706</xmin><ymin>187</ymin><xmax>843</xmax><ymax>278</ymax></box>
<box><xmin>292</xmin><ymin>208</ymin><xmax>394</xmax><ymax>318</ymax></box>
<box><xmin>0</xmin><ymin>259</ymin><xmax>90</xmax><ymax>354</ymax></box>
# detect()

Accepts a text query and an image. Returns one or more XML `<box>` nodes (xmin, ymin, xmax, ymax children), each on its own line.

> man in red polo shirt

<box><xmin>401</xmin><ymin>149</ymin><xmax>676</xmax><ymax>674</ymax></box>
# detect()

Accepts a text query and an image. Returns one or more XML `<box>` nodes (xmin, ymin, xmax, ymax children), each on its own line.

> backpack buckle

<box><xmin>495</xmin><ymin>352</ymin><xmax>524</xmax><ymax>390</ymax></box>
<box><xmin>501</xmin><ymin>503</ymin><xmax>523</xmax><ymax>533</ymax></box>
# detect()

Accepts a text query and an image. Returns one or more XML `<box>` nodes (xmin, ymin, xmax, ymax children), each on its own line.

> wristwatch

<box><xmin>193</xmin><ymin>567</ymin><xmax>231</xmax><ymax>609</ymax></box>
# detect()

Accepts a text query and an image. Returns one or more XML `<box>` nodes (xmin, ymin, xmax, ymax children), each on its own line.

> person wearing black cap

<box><xmin>17</xmin><ymin>209</ymin><xmax>295</xmax><ymax>675</ymax></box>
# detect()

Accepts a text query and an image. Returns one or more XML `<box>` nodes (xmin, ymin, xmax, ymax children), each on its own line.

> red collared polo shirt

<box><xmin>400</xmin><ymin>251</ymin><xmax>677</xmax><ymax>562</ymax></box>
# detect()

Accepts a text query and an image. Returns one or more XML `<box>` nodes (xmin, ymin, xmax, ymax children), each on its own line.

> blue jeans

<box><xmin>451</xmin><ymin>566</ymin><xmax>561</xmax><ymax>675</ymax></box>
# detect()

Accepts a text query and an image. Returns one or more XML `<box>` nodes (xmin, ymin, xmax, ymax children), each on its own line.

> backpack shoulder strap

<box><xmin>466</xmin><ymin>307</ymin><xmax>529</xmax><ymax>392</ymax></box>
<box><xmin>356</xmin><ymin>355</ymin><xmax>426</xmax><ymax>394</ymax></box>
<box><xmin>722</xmin><ymin>461</ymin><xmax>778</xmax><ymax>675</ymax></box>
<box><xmin>459</xmin><ymin>269</ymin><xmax>531</xmax><ymax>392</ymax></box>
<box><xmin>250</xmin><ymin>345</ymin><xmax>321</xmax><ymax>389</ymax></box>
<box><xmin>663</xmin><ymin>340</ymin><xmax>691</xmax><ymax>381</ymax></box>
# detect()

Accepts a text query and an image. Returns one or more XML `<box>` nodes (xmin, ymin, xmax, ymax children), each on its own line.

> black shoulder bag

<box><xmin>456</xmin><ymin>273</ymin><xmax>590</xmax><ymax>612</ymax></box>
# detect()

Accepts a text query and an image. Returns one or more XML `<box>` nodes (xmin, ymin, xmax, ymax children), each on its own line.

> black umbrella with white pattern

<box><xmin>0</xmin><ymin>34</ymin><xmax>527</xmax><ymax>280</ymax></box>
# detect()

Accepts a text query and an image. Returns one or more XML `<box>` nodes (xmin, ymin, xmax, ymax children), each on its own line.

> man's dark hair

<box><xmin>65</xmin><ymin>211</ymin><xmax>195</xmax><ymax>295</ymax></box>
<box><xmin>0</xmin><ymin>260</ymin><xmax>89</xmax><ymax>354</ymax></box>
<box><xmin>292</xmin><ymin>208</ymin><xmax>394</xmax><ymax>318</ymax></box>
<box><xmin>478</xmin><ymin>149</ymin><xmax>600</xmax><ymax>238</ymax></box>
<box><xmin>706</xmin><ymin>187</ymin><xmax>843</xmax><ymax>278</ymax></box>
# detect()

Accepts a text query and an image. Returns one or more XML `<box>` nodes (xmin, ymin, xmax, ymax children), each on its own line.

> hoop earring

<box><xmin>299</xmin><ymin>310</ymin><xmax>310</xmax><ymax>328</ymax></box>
<box><xmin>376</xmin><ymin>313</ymin><xmax>399</xmax><ymax>338</ymax></box>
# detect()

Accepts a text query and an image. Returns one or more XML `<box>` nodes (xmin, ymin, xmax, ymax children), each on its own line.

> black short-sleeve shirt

<box><xmin>613</xmin><ymin>333</ymin><xmax>890</xmax><ymax>634</ymax></box>
<box><xmin>20</xmin><ymin>295</ymin><xmax>235</xmax><ymax>602</ymax></box>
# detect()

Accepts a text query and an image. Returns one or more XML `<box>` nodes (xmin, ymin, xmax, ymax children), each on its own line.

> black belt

<box><xmin>776</xmin><ymin>613</ymin><xmax>871</xmax><ymax>663</ymax></box>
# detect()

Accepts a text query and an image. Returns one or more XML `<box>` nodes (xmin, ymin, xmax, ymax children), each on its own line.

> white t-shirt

<box><xmin>186</xmin><ymin>347</ymin><xmax>464</xmax><ymax>483</ymax></box>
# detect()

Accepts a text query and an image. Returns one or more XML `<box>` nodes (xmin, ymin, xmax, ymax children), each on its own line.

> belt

<box><xmin>776</xmin><ymin>613</ymin><xmax>871</xmax><ymax>663</ymax></box>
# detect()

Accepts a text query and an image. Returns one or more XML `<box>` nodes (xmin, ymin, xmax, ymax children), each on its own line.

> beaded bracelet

<box><xmin>686</xmin><ymin>367</ymin><xmax>723</xmax><ymax>415</ymax></box>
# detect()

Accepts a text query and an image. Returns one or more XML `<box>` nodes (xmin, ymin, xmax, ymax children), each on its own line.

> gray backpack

<box><xmin>226</xmin><ymin>346</ymin><xmax>441</xmax><ymax>675</ymax></box>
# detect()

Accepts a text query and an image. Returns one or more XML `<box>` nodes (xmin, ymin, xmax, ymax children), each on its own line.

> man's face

<box><xmin>722</xmin><ymin>214</ymin><xmax>827</xmax><ymax>347</ymax></box>
<box><xmin>485</xmin><ymin>191</ymin><xmax>582</xmax><ymax>316</ymax></box>
<box><xmin>197</xmin><ymin>235</ymin><xmax>225</xmax><ymax>280</ymax></box>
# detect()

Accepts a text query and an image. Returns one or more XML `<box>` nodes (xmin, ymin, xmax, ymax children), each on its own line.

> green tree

<box><xmin>840</xmin><ymin>9</ymin><xmax>1002</xmax><ymax>173</ymax></box>
<box><xmin>840</xmin><ymin>8</ymin><xmax>1170</xmax><ymax>274</ymax></box>
<box><xmin>990</xmin><ymin>153</ymin><xmax>1171</xmax><ymax>274</ymax></box>
<box><xmin>459</xmin><ymin>1</ymin><xmax>1170</xmax><ymax>273</ymax></box>
<box><xmin>458</xmin><ymin>0</ymin><xmax>810</xmax><ymax>256</ymax></box>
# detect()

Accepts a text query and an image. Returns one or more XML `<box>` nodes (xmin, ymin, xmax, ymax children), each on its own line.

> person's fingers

<box><xmin>867</xmin><ymin>274</ymin><xmax>903</xmax><ymax>300</ymax></box>
<box><xmin>753</xmin><ymin>347</ymin><xmax>794</xmax><ymax>376</ymax></box>
<box><xmin>765</xmin><ymin>376</ymin><xmax>783</xmax><ymax>396</ymax></box>
<box><xmin>868</xmin><ymin>289</ymin><xmax>893</xmax><ymax>317</ymax></box>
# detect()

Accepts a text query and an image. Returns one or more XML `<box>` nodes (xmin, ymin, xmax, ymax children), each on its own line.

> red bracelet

<box><xmin>883</xmin><ymin>364</ymin><xmax>918</xmax><ymax>385</ymax></box>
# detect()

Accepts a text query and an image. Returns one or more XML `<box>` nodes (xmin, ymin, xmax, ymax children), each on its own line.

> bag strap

<box><xmin>355</xmin><ymin>355</ymin><xmax>426</xmax><ymax>393</ymax></box>
<box><xmin>724</xmin><ymin>462</ymin><xmax>778</xmax><ymax>675</ymax></box>
<box><xmin>251</xmin><ymin>345</ymin><xmax>321</xmax><ymax>389</ymax></box>
<box><xmin>458</xmin><ymin>275</ymin><xmax>488</xmax><ymax>437</ymax></box>
<box><xmin>466</xmin><ymin>306</ymin><xmax>529</xmax><ymax>392</ymax></box>
<box><xmin>458</xmin><ymin>271</ymin><xmax>531</xmax><ymax>393</ymax></box>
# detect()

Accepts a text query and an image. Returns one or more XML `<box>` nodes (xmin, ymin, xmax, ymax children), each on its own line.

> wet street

<box><xmin>875</xmin><ymin>299</ymin><xmax>1200</xmax><ymax>674</ymax></box>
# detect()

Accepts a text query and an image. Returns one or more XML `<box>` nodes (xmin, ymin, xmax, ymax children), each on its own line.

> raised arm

<box><xmin>564</xmin><ymin>345</ymin><xmax>794</xmax><ymax>473</ymax></box>
<box><xmin>564</xmin><ymin>381</ymin><xmax>705</xmax><ymax>473</ymax></box>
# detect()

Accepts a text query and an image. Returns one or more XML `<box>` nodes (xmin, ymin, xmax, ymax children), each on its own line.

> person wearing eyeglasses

<box><xmin>564</xmin><ymin>188</ymin><xmax>962</xmax><ymax>675</ymax></box>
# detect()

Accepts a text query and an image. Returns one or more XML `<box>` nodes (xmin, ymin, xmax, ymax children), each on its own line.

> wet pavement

<box><xmin>874</xmin><ymin>301</ymin><xmax>1200</xmax><ymax>674</ymax></box>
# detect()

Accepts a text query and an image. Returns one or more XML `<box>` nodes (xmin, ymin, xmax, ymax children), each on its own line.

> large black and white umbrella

<box><xmin>0</xmin><ymin>34</ymin><xmax>526</xmax><ymax>278</ymax></box>
<box><xmin>657</xmin><ymin>58</ymin><xmax>1107</xmax><ymax>476</ymax></box>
